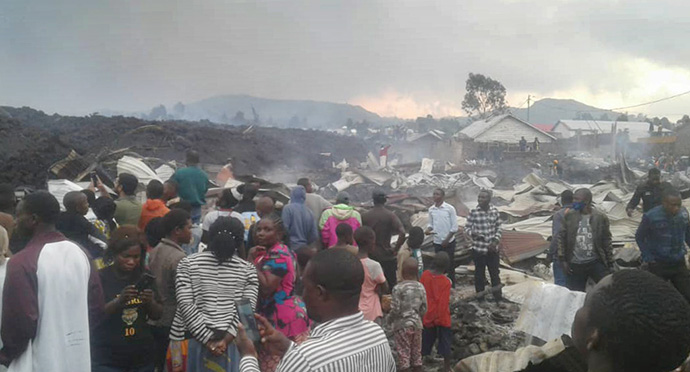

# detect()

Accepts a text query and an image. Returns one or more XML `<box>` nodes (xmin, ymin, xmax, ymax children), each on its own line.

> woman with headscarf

<box><xmin>169</xmin><ymin>217</ymin><xmax>258</xmax><ymax>372</ymax></box>
<box><xmin>249</xmin><ymin>214</ymin><xmax>311</xmax><ymax>372</ymax></box>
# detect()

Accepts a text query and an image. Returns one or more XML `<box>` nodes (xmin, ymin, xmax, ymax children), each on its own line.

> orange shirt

<box><xmin>420</xmin><ymin>270</ymin><xmax>452</xmax><ymax>328</ymax></box>
<box><xmin>139</xmin><ymin>199</ymin><xmax>170</xmax><ymax>231</ymax></box>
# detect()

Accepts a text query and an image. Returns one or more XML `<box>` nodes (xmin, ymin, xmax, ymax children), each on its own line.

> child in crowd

<box><xmin>397</xmin><ymin>226</ymin><xmax>425</xmax><ymax>282</ymax></box>
<box><xmin>356</xmin><ymin>226</ymin><xmax>389</xmax><ymax>323</ymax></box>
<box><xmin>389</xmin><ymin>257</ymin><xmax>427</xmax><ymax>372</ymax></box>
<box><xmin>331</xmin><ymin>223</ymin><xmax>358</xmax><ymax>255</ymax></box>
<box><xmin>420</xmin><ymin>252</ymin><xmax>453</xmax><ymax>372</ymax></box>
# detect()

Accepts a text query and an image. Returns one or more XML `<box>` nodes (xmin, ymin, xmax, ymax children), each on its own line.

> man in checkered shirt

<box><xmin>464</xmin><ymin>190</ymin><xmax>503</xmax><ymax>301</ymax></box>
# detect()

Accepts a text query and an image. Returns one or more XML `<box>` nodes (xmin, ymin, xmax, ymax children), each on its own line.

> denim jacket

<box><xmin>635</xmin><ymin>205</ymin><xmax>690</xmax><ymax>263</ymax></box>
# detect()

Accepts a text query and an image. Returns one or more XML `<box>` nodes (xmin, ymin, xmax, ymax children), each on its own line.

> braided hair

<box><xmin>105</xmin><ymin>225</ymin><xmax>146</xmax><ymax>273</ymax></box>
<box><xmin>258</xmin><ymin>212</ymin><xmax>286</xmax><ymax>245</ymax></box>
<box><xmin>207</xmin><ymin>217</ymin><xmax>244</xmax><ymax>263</ymax></box>
<box><xmin>588</xmin><ymin>269</ymin><xmax>690</xmax><ymax>372</ymax></box>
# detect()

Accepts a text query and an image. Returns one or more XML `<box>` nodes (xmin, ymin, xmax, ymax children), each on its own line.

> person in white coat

<box><xmin>0</xmin><ymin>191</ymin><xmax>104</xmax><ymax>372</ymax></box>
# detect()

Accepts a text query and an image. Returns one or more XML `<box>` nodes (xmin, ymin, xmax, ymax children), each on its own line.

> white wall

<box><xmin>552</xmin><ymin>123</ymin><xmax>574</xmax><ymax>139</ymax></box>
<box><xmin>475</xmin><ymin>117</ymin><xmax>555</xmax><ymax>143</ymax></box>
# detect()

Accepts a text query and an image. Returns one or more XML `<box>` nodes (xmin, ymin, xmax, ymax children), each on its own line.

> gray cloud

<box><xmin>1</xmin><ymin>0</ymin><xmax>688</xmax><ymax>117</ymax></box>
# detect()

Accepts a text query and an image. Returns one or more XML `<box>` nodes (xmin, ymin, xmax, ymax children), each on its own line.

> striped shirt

<box><xmin>239</xmin><ymin>312</ymin><xmax>396</xmax><ymax>372</ymax></box>
<box><xmin>170</xmin><ymin>252</ymin><xmax>259</xmax><ymax>344</ymax></box>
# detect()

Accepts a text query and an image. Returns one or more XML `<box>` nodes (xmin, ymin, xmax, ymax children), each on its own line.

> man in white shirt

<box><xmin>425</xmin><ymin>188</ymin><xmax>458</xmax><ymax>286</ymax></box>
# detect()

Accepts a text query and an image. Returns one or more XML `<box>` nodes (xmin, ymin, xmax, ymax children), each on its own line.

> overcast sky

<box><xmin>2</xmin><ymin>0</ymin><xmax>690</xmax><ymax>120</ymax></box>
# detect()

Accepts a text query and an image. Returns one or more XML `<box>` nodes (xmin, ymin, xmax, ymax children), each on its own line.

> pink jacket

<box><xmin>320</xmin><ymin>204</ymin><xmax>362</xmax><ymax>248</ymax></box>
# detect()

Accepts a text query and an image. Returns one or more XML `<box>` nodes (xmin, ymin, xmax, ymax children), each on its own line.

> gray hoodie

<box><xmin>282</xmin><ymin>186</ymin><xmax>319</xmax><ymax>249</ymax></box>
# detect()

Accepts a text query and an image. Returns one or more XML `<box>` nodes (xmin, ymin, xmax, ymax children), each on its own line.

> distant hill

<box><xmin>509</xmin><ymin>98</ymin><xmax>622</xmax><ymax>125</ymax></box>
<box><xmin>104</xmin><ymin>94</ymin><xmax>385</xmax><ymax>129</ymax></box>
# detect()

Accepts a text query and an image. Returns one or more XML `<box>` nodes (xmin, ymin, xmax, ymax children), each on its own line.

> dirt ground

<box><xmin>0</xmin><ymin>106</ymin><xmax>371</xmax><ymax>188</ymax></box>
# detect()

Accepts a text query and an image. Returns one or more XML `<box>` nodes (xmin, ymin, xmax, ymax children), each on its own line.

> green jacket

<box><xmin>557</xmin><ymin>208</ymin><xmax>613</xmax><ymax>267</ymax></box>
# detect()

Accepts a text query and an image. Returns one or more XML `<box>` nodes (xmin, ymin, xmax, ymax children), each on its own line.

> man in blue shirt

<box><xmin>635</xmin><ymin>187</ymin><xmax>690</xmax><ymax>303</ymax></box>
<box><xmin>171</xmin><ymin>151</ymin><xmax>209</xmax><ymax>223</ymax></box>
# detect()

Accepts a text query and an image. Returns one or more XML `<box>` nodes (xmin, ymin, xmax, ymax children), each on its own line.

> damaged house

<box><xmin>454</xmin><ymin>114</ymin><xmax>557</xmax><ymax>159</ymax></box>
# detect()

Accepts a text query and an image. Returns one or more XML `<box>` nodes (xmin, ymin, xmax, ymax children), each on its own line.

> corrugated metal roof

<box><xmin>555</xmin><ymin>120</ymin><xmax>672</xmax><ymax>133</ymax></box>
<box><xmin>554</xmin><ymin>120</ymin><xmax>672</xmax><ymax>142</ymax></box>
<box><xmin>499</xmin><ymin>230</ymin><xmax>549</xmax><ymax>264</ymax></box>
<box><xmin>407</xmin><ymin>129</ymin><xmax>444</xmax><ymax>142</ymax></box>
<box><xmin>458</xmin><ymin>114</ymin><xmax>556</xmax><ymax>141</ymax></box>
<box><xmin>532</xmin><ymin>123</ymin><xmax>554</xmax><ymax>132</ymax></box>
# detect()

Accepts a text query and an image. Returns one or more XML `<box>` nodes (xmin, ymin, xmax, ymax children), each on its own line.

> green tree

<box><xmin>461</xmin><ymin>73</ymin><xmax>507</xmax><ymax>120</ymax></box>
<box><xmin>677</xmin><ymin>115</ymin><xmax>690</xmax><ymax>128</ymax></box>
<box><xmin>616</xmin><ymin>114</ymin><xmax>629</xmax><ymax>122</ymax></box>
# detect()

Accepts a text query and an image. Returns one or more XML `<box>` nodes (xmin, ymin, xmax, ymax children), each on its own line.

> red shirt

<box><xmin>420</xmin><ymin>270</ymin><xmax>451</xmax><ymax>328</ymax></box>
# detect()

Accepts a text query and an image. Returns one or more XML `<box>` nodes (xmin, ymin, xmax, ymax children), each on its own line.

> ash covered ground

<box><xmin>0</xmin><ymin>106</ymin><xmax>369</xmax><ymax>188</ymax></box>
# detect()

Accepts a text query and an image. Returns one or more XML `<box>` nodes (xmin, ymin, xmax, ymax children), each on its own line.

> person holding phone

<box><xmin>91</xmin><ymin>225</ymin><xmax>162</xmax><ymax>372</ymax></box>
<box><xmin>249</xmin><ymin>215</ymin><xmax>311</xmax><ymax>372</ymax></box>
<box><xmin>170</xmin><ymin>217</ymin><xmax>259</xmax><ymax>371</ymax></box>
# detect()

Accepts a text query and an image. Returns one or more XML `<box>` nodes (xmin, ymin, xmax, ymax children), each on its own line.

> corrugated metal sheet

<box><xmin>532</xmin><ymin>123</ymin><xmax>554</xmax><ymax>132</ymax></box>
<box><xmin>499</xmin><ymin>230</ymin><xmax>549</xmax><ymax>264</ymax></box>
<box><xmin>515</xmin><ymin>283</ymin><xmax>586</xmax><ymax>342</ymax></box>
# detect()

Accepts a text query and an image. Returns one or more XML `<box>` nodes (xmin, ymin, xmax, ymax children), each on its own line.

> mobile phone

<box><xmin>135</xmin><ymin>273</ymin><xmax>155</xmax><ymax>292</ymax></box>
<box><xmin>236</xmin><ymin>299</ymin><xmax>260</xmax><ymax>343</ymax></box>
<box><xmin>90</xmin><ymin>171</ymin><xmax>98</xmax><ymax>184</ymax></box>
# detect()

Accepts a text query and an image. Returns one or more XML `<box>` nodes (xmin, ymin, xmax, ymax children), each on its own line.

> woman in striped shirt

<box><xmin>170</xmin><ymin>217</ymin><xmax>259</xmax><ymax>372</ymax></box>
<box><xmin>250</xmin><ymin>215</ymin><xmax>311</xmax><ymax>372</ymax></box>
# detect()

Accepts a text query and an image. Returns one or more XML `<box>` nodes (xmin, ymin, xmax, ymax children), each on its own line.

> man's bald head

<box><xmin>574</xmin><ymin>188</ymin><xmax>593</xmax><ymax>204</ymax></box>
<box><xmin>256</xmin><ymin>196</ymin><xmax>275</xmax><ymax>218</ymax></box>
<box><xmin>401</xmin><ymin>257</ymin><xmax>419</xmax><ymax>280</ymax></box>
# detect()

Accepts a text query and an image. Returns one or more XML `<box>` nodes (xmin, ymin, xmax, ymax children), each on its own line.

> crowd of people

<box><xmin>549</xmin><ymin>167</ymin><xmax>690</xmax><ymax>303</ymax></box>
<box><xmin>0</xmin><ymin>151</ymin><xmax>689</xmax><ymax>372</ymax></box>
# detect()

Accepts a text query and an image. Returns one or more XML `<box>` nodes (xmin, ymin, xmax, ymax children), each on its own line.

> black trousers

<box><xmin>380</xmin><ymin>259</ymin><xmax>397</xmax><ymax>289</ymax></box>
<box><xmin>565</xmin><ymin>260</ymin><xmax>609</xmax><ymax>292</ymax></box>
<box><xmin>434</xmin><ymin>240</ymin><xmax>456</xmax><ymax>287</ymax></box>
<box><xmin>648</xmin><ymin>261</ymin><xmax>690</xmax><ymax>303</ymax></box>
<box><xmin>150</xmin><ymin>325</ymin><xmax>170</xmax><ymax>371</ymax></box>
<box><xmin>473</xmin><ymin>250</ymin><xmax>502</xmax><ymax>299</ymax></box>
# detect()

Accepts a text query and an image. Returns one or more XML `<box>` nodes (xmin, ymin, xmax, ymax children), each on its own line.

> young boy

<box><xmin>420</xmin><ymin>251</ymin><xmax>453</xmax><ymax>372</ymax></box>
<box><xmin>332</xmin><ymin>223</ymin><xmax>358</xmax><ymax>255</ymax></box>
<box><xmin>389</xmin><ymin>257</ymin><xmax>427</xmax><ymax>372</ymax></box>
<box><xmin>356</xmin><ymin>226</ymin><xmax>389</xmax><ymax>323</ymax></box>
<box><xmin>398</xmin><ymin>226</ymin><xmax>425</xmax><ymax>281</ymax></box>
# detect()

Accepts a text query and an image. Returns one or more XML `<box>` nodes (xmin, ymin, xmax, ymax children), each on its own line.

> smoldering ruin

<box><xmin>2</xmin><ymin>103</ymin><xmax>689</xmax><ymax>372</ymax></box>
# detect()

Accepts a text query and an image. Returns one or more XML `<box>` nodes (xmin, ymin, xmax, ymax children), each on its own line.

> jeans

<box><xmin>190</xmin><ymin>205</ymin><xmax>202</xmax><ymax>224</ymax></box>
<box><xmin>92</xmin><ymin>364</ymin><xmax>153</xmax><ymax>372</ymax></box>
<box><xmin>647</xmin><ymin>260</ymin><xmax>690</xmax><ymax>303</ymax></box>
<box><xmin>379</xmin><ymin>259</ymin><xmax>397</xmax><ymax>288</ymax></box>
<box><xmin>433</xmin><ymin>240</ymin><xmax>456</xmax><ymax>287</ymax></box>
<box><xmin>552</xmin><ymin>261</ymin><xmax>567</xmax><ymax>287</ymax></box>
<box><xmin>473</xmin><ymin>250</ymin><xmax>502</xmax><ymax>300</ymax></box>
<box><xmin>565</xmin><ymin>260</ymin><xmax>609</xmax><ymax>292</ymax></box>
